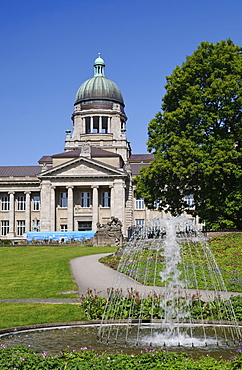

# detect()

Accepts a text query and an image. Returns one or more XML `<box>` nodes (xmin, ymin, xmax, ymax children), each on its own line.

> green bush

<box><xmin>80</xmin><ymin>290</ymin><xmax>242</xmax><ymax>322</ymax></box>
<box><xmin>0</xmin><ymin>239</ymin><xmax>12</xmax><ymax>245</ymax></box>
<box><xmin>0</xmin><ymin>346</ymin><xmax>241</xmax><ymax>369</ymax></box>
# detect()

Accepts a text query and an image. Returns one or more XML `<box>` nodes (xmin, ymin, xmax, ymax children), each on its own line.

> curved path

<box><xmin>70</xmin><ymin>253</ymin><xmax>242</xmax><ymax>301</ymax></box>
<box><xmin>70</xmin><ymin>253</ymin><xmax>144</xmax><ymax>298</ymax></box>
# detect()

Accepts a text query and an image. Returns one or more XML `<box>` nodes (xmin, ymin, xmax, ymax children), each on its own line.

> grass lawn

<box><xmin>0</xmin><ymin>245</ymin><xmax>116</xmax><ymax>329</ymax></box>
<box><xmin>0</xmin><ymin>245</ymin><xmax>116</xmax><ymax>299</ymax></box>
<box><xmin>0</xmin><ymin>303</ymin><xmax>86</xmax><ymax>329</ymax></box>
<box><xmin>100</xmin><ymin>233</ymin><xmax>242</xmax><ymax>292</ymax></box>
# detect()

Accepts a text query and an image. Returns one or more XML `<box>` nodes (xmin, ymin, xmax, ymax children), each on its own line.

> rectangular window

<box><xmin>33</xmin><ymin>195</ymin><xmax>40</xmax><ymax>211</ymax></box>
<box><xmin>60</xmin><ymin>224</ymin><xmax>67</xmax><ymax>232</ymax></box>
<box><xmin>85</xmin><ymin>117</ymin><xmax>91</xmax><ymax>133</ymax></box>
<box><xmin>185</xmin><ymin>195</ymin><xmax>194</xmax><ymax>209</ymax></box>
<box><xmin>135</xmin><ymin>198</ymin><xmax>145</xmax><ymax>210</ymax></box>
<box><xmin>78</xmin><ymin>221</ymin><xmax>92</xmax><ymax>231</ymax></box>
<box><xmin>154</xmin><ymin>200</ymin><xmax>161</xmax><ymax>210</ymax></box>
<box><xmin>81</xmin><ymin>192</ymin><xmax>90</xmax><ymax>208</ymax></box>
<box><xmin>60</xmin><ymin>192</ymin><xmax>68</xmax><ymax>208</ymax></box>
<box><xmin>17</xmin><ymin>196</ymin><xmax>26</xmax><ymax>211</ymax></box>
<box><xmin>17</xmin><ymin>220</ymin><xmax>25</xmax><ymax>236</ymax></box>
<box><xmin>1</xmin><ymin>196</ymin><xmax>9</xmax><ymax>211</ymax></box>
<box><xmin>32</xmin><ymin>219</ymin><xmax>40</xmax><ymax>231</ymax></box>
<box><xmin>102</xmin><ymin>117</ymin><xmax>108</xmax><ymax>133</ymax></box>
<box><xmin>101</xmin><ymin>191</ymin><xmax>110</xmax><ymax>207</ymax></box>
<box><xmin>93</xmin><ymin>116</ymin><xmax>99</xmax><ymax>133</ymax></box>
<box><xmin>1</xmin><ymin>220</ymin><xmax>9</xmax><ymax>236</ymax></box>
<box><xmin>135</xmin><ymin>219</ymin><xmax>145</xmax><ymax>227</ymax></box>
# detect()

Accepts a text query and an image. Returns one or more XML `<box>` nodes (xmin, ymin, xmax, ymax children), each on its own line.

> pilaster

<box><xmin>25</xmin><ymin>191</ymin><xmax>31</xmax><ymax>232</ymax></box>
<box><xmin>92</xmin><ymin>185</ymin><xmax>99</xmax><ymax>231</ymax></box>
<box><xmin>8</xmin><ymin>191</ymin><xmax>15</xmax><ymax>238</ymax></box>
<box><xmin>67</xmin><ymin>186</ymin><xmax>74</xmax><ymax>231</ymax></box>
<box><xmin>40</xmin><ymin>181</ymin><xmax>52</xmax><ymax>231</ymax></box>
<box><xmin>111</xmin><ymin>179</ymin><xmax>125</xmax><ymax>230</ymax></box>
<box><xmin>50</xmin><ymin>186</ymin><xmax>56</xmax><ymax>231</ymax></box>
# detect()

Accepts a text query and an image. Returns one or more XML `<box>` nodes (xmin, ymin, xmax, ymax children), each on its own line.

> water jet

<box><xmin>98</xmin><ymin>217</ymin><xmax>241</xmax><ymax>351</ymax></box>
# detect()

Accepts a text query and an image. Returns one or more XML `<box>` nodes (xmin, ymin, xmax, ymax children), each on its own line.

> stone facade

<box><xmin>0</xmin><ymin>55</ymin><xmax>201</xmax><ymax>241</ymax></box>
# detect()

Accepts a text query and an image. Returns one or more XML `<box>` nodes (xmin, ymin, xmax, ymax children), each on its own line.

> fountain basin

<box><xmin>0</xmin><ymin>321</ymin><xmax>241</xmax><ymax>359</ymax></box>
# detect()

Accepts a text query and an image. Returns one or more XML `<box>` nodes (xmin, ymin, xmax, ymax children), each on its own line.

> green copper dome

<box><xmin>74</xmin><ymin>54</ymin><xmax>124</xmax><ymax>107</ymax></box>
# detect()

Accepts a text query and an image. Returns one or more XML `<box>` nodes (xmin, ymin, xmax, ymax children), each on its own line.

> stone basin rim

<box><xmin>1</xmin><ymin>319</ymin><xmax>242</xmax><ymax>337</ymax></box>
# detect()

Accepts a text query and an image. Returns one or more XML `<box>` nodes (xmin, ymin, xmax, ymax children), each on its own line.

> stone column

<box><xmin>107</xmin><ymin>117</ymin><xmax>110</xmax><ymax>133</ymax></box>
<box><xmin>99</xmin><ymin>116</ymin><xmax>102</xmax><ymax>133</ymax></box>
<box><xmin>81</xmin><ymin>117</ymin><xmax>84</xmax><ymax>135</ymax></box>
<box><xmin>25</xmin><ymin>191</ymin><xmax>31</xmax><ymax>232</ymax></box>
<box><xmin>90</xmin><ymin>116</ymin><xmax>93</xmax><ymax>133</ymax></box>
<box><xmin>92</xmin><ymin>185</ymin><xmax>99</xmax><ymax>231</ymax></box>
<box><xmin>50</xmin><ymin>186</ymin><xmax>56</xmax><ymax>231</ymax></box>
<box><xmin>8</xmin><ymin>191</ymin><xmax>15</xmax><ymax>238</ymax></box>
<box><xmin>110</xmin><ymin>185</ymin><xmax>114</xmax><ymax>213</ymax></box>
<box><xmin>67</xmin><ymin>186</ymin><xmax>74</xmax><ymax>231</ymax></box>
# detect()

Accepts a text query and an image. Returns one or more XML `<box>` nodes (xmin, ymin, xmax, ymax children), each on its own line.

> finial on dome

<box><xmin>94</xmin><ymin>53</ymin><xmax>105</xmax><ymax>77</ymax></box>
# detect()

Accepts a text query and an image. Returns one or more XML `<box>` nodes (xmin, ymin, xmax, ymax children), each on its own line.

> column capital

<box><xmin>66</xmin><ymin>185</ymin><xmax>74</xmax><ymax>189</ymax></box>
<box><xmin>8</xmin><ymin>191</ymin><xmax>15</xmax><ymax>195</ymax></box>
<box><xmin>91</xmin><ymin>185</ymin><xmax>99</xmax><ymax>189</ymax></box>
<box><xmin>24</xmin><ymin>191</ymin><xmax>31</xmax><ymax>195</ymax></box>
<box><xmin>51</xmin><ymin>186</ymin><xmax>56</xmax><ymax>190</ymax></box>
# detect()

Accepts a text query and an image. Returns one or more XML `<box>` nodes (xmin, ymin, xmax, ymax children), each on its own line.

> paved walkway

<box><xmin>70</xmin><ymin>253</ymin><xmax>242</xmax><ymax>301</ymax></box>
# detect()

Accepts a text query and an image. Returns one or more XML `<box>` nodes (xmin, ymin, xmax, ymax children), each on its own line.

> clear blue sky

<box><xmin>1</xmin><ymin>0</ymin><xmax>242</xmax><ymax>165</ymax></box>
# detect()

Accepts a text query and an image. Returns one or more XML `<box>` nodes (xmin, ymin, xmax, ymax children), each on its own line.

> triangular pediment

<box><xmin>38</xmin><ymin>157</ymin><xmax>125</xmax><ymax>178</ymax></box>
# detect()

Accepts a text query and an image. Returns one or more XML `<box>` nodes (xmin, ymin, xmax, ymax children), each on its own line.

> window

<box><xmin>33</xmin><ymin>195</ymin><xmax>40</xmax><ymax>211</ymax></box>
<box><xmin>32</xmin><ymin>219</ymin><xmax>40</xmax><ymax>232</ymax></box>
<box><xmin>81</xmin><ymin>192</ymin><xmax>90</xmax><ymax>207</ymax></box>
<box><xmin>93</xmin><ymin>116</ymin><xmax>99</xmax><ymax>133</ymax></box>
<box><xmin>78</xmin><ymin>221</ymin><xmax>92</xmax><ymax>231</ymax></box>
<box><xmin>135</xmin><ymin>198</ymin><xmax>145</xmax><ymax>210</ymax></box>
<box><xmin>60</xmin><ymin>224</ymin><xmax>67</xmax><ymax>232</ymax></box>
<box><xmin>101</xmin><ymin>191</ymin><xmax>110</xmax><ymax>207</ymax></box>
<box><xmin>1</xmin><ymin>221</ymin><xmax>9</xmax><ymax>236</ymax></box>
<box><xmin>185</xmin><ymin>195</ymin><xmax>194</xmax><ymax>209</ymax></box>
<box><xmin>135</xmin><ymin>219</ymin><xmax>145</xmax><ymax>227</ymax></box>
<box><xmin>102</xmin><ymin>117</ymin><xmax>108</xmax><ymax>133</ymax></box>
<box><xmin>60</xmin><ymin>192</ymin><xmax>68</xmax><ymax>208</ymax></box>
<box><xmin>1</xmin><ymin>196</ymin><xmax>9</xmax><ymax>211</ymax></box>
<box><xmin>85</xmin><ymin>117</ymin><xmax>91</xmax><ymax>133</ymax></box>
<box><xmin>17</xmin><ymin>196</ymin><xmax>26</xmax><ymax>211</ymax></box>
<box><xmin>154</xmin><ymin>200</ymin><xmax>161</xmax><ymax>210</ymax></box>
<box><xmin>17</xmin><ymin>220</ymin><xmax>25</xmax><ymax>236</ymax></box>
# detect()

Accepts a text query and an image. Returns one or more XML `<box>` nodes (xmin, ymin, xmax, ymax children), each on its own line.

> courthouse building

<box><xmin>0</xmin><ymin>55</ymin><xmax>197</xmax><ymax>241</ymax></box>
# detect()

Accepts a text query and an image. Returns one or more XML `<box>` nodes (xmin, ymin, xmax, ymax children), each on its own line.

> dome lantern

<box><xmin>94</xmin><ymin>53</ymin><xmax>105</xmax><ymax>77</ymax></box>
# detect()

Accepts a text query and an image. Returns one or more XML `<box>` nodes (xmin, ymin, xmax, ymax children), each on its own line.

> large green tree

<box><xmin>135</xmin><ymin>39</ymin><xmax>242</xmax><ymax>229</ymax></box>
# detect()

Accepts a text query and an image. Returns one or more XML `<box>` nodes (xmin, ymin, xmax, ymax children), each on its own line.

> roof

<box><xmin>50</xmin><ymin>147</ymin><xmax>120</xmax><ymax>159</ymax></box>
<box><xmin>0</xmin><ymin>166</ymin><xmax>42</xmax><ymax>178</ymax></box>
<box><xmin>75</xmin><ymin>55</ymin><xmax>124</xmax><ymax>106</ymax></box>
<box><xmin>129</xmin><ymin>153</ymin><xmax>154</xmax><ymax>163</ymax></box>
<box><xmin>130</xmin><ymin>163</ymin><xmax>150</xmax><ymax>176</ymax></box>
<box><xmin>75</xmin><ymin>76</ymin><xmax>124</xmax><ymax>106</ymax></box>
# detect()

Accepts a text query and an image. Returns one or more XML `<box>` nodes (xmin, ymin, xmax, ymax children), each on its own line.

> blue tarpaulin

<box><xmin>26</xmin><ymin>231</ymin><xmax>95</xmax><ymax>243</ymax></box>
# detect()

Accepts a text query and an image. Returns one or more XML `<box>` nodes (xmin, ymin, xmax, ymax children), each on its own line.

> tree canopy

<box><xmin>135</xmin><ymin>39</ymin><xmax>242</xmax><ymax>229</ymax></box>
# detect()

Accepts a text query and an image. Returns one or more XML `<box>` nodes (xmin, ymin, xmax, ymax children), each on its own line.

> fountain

<box><xmin>0</xmin><ymin>217</ymin><xmax>241</xmax><ymax>357</ymax></box>
<box><xmin>97</xmin><ymin>217</ymin><xmax>241</xmax><ymax>352</ymax></box>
